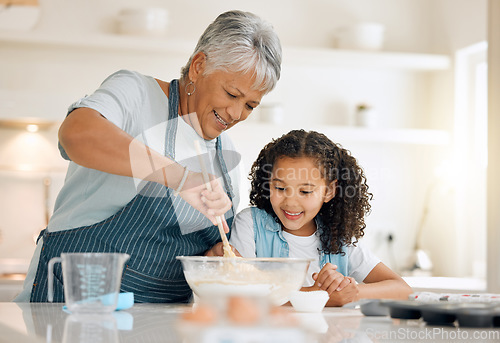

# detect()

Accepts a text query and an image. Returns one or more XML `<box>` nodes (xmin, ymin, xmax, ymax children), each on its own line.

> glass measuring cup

<box><xmin>48</xmin><ymin>253</ymin><xmax>130</xmax><ymax>313</ymax></box>
<box><xmin>63</xmin><ymin>314</ymin><xmax>119</xmax><ymax>343</ymax></box>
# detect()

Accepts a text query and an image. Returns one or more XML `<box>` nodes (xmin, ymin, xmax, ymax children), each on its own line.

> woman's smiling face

<box><xmin>188</xmin><ymin>53</ymin><xmax>265</xmax><ymax>140</ymax></box>
<box><xmin>269</xmin><ymin>157</ymin><xmax>335</xmax><ymax>236</ymax></box>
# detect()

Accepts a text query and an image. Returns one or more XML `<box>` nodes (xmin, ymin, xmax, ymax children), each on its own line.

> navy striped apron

<box><xmin>30</xmin><ymin>79</ymin><xmax>235</xmax><ymax>303</ymax></box>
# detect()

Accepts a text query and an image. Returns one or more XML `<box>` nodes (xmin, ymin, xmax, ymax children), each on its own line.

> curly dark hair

<box><xmin>249</xmin><ymin>130</ymin><xmax>372</xmax><ymax>255</ymax></box>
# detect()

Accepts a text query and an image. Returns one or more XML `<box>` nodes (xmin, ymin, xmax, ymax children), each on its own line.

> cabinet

<box><xmin>0</xmin><ymin>279</ymin><xmax>23</xmax><ymax>302</ymax></box>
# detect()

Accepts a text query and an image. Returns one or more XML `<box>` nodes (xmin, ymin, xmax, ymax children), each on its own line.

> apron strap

<box><xmin>168</xmin><ymin>79</ymin><xmax>180</xmax><ymax>121</ymax></box>
<box><xmin>168</xmin><ymin>79</ymin><xmax>235</xmax><ymax>208</ymax></box>
<box><xmin>215</xmin><ymin>137</ymin><xmax>235</xmax><ymax>200</ymax></box>
<box><xmin>165</xmin><ymin>79</ymin><xmax>180</xmax><ymax>158</ymax></box>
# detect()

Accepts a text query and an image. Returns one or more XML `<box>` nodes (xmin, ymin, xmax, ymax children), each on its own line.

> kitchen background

<box><xmin>0</xmin><ymin>0</ymin><xmax>492</xmax><ymax>299</ymax></box>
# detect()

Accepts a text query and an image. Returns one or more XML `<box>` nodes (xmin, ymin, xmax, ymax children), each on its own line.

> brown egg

<box><xmin>227</xmin><ymin>296</ymin><xmax>261</xmax><ymax>325</ymax></box>
<box><xmin>181</xmin><ymin>304</ymin><xmax>217</xmax><ymax>324</ymax></box>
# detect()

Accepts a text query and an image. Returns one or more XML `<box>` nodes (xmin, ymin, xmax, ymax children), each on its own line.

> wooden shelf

<box><xmin>228</xmin><ymin>123</ymin><xmax>451</xmax><ymax>146</ymax></box>
<box><xmin>0</xmin><ymin>31</ymin><xmax>450</xmax><ymax>71</ymax></box>
<box><xmin>283</xmin><ymin>46</ymin><xmax>450</xmax><ymax>70</ymax></box>
<box><xmin>0</xmin><ymin>31</ymin><xmax>195</xmax><ymax>55</ymax></box>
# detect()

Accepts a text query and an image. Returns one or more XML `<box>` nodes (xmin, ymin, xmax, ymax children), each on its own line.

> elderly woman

<box><xmin>16</xmin><ymin>10</ymin><xmax>282</xmax><ymax>303</ymax></box>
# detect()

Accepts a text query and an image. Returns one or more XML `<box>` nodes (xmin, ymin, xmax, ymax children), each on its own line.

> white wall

<box><xmin>425</xmin><ymin>0</ymin><xmax>488</xmax><ymax>277</ymax></box>
<box><xmin>33</xmin><ymin>0</ymin><xmax>434</xmax><ymax>51</ymax></box>
<box><xmin>0</xmin><ymin>0</ymin><xmax>488</xmax><ymax>278</ymax></box>
<box><xmin>487</xmin><ymin>0</ymin><xmax>500</xmax><ymax>293</ymax></box>
<box><xmin>428</xmin><ymin>0</ymin><xmax>488</xmax><ymax>131</ymax></box>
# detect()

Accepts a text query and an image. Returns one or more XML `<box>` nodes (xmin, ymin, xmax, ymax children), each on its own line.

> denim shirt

<box><xmin>251</xmin><ymin>207</ymin><xmax>349</xmax><ymax>275</ymax></box>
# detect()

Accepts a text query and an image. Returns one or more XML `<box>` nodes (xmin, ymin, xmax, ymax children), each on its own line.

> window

<box><xmin>454</xmin><ymin>41</ymin><xmax>488</xmax><ymax>282</ymax></box>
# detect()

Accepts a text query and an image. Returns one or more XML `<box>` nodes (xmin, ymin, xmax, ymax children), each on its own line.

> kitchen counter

<box><xmin>0</xmin><ymin>302</ymin><xmax>499</xmax><ymax>343</ymax></box>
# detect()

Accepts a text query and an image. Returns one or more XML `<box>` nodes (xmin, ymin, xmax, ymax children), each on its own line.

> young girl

<box><xmin>229</xmin><ymin>130</ymin><xmax>412</xmax><ymax>306</ymax></box>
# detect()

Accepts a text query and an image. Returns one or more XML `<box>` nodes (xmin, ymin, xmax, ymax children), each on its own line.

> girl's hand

<box><xmin>178</xmin><ymin>171</ymin><xmax>232</xmax><ymax>232</ymax></box>
<box><xmin>312</xmin><ymin>263</ymin><xmax>350</xmax><ymax>295</ymax></box>
<box><xmin>204</xmin><ymin>242</ymin><xmax>241</xmax><ymax>257</ymax></box>
<box><xmin>303</xmin><ymin>277</ymin><xmax>360</xmax><ymax>307</ymax></box>
<box><xmin>327</xmin><ymin>277</ymin><xmax>359</xmax><ymax>306</ymax></box>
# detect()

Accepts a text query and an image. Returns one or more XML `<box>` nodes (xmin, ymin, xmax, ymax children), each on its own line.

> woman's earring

<box><xmin>185</xmin><ymin>81</ymin><xmax>196</xmax><ymax>96</ymax></box>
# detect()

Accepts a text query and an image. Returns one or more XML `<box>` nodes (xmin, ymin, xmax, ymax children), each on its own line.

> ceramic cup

<box><xmin>336</xmin><ymin>22</ymin><xmax>385</xmax><ymax>51</ymax></box>
<box><xmin>116</xmin><ymin>7</ymin><xmax>169</xmax><ymax>36</ymax></box>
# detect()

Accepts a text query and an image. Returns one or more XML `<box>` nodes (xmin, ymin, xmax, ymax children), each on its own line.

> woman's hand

<box><xmin>177</xmin><ymin>171</ymin><xmax>232</xmax><ymax>232</ymax></box>
<box><xmin>204</xmin><ymin>242</ymin><xmax>241</xmax><ymax>257</ymax></box>
<box><xmin>312</xmin><ymin>263</ymin><xmax>350</xmax><ymax>295</ymax></box>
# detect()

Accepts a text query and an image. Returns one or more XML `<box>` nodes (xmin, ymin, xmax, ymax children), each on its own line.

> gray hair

<box><xmin>180</xmin><ymin>10</ymin><xmax>282</xmax><ymax>94</ymax></box>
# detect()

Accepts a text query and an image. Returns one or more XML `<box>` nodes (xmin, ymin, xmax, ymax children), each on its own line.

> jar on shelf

<box><xmin>259</xmin><ymin>103</ymin><xmax>284</xmax><ymax>125</ymax></box>
<box><xmin>335</xmin><ymin>22</ymin><xmax>385</xmax><ymax>51</ymax></box>
<box><xmin>355</xmin><ymin>103</ymin><xmax>378</xmax><ymax>128</ymax></box>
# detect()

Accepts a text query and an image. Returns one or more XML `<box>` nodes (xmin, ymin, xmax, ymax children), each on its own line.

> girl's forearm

<box><xmin>357</xmin><ymin>279</ymin><xmax>413</xmax><ymax>300</ymax></box>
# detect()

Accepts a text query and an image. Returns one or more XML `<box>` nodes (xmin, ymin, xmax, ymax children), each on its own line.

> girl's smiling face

<box><xmin>269</xmin><ymin>157</ymin><xmax>335</xmax><ymax>236</ymax></box>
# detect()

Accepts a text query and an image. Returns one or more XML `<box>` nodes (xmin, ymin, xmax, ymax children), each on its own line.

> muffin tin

<box><xmin>420</xmin><ymin>303</ymin><xmax>460</xmax><ymax>325</ymax></box>
<box><xmin>383</xmin><ymin>300</ymin><xmax>423</xmax><ymax>320</ymax></box>
<box><xmin>377</xmin><ymin>300</ymin><xmax>500</xmax><ymax>328</ymax></box>
<box><xmin>359</xmin><ymin>299</ymin><xmax>390</xmax><ymax>316</ymax></box>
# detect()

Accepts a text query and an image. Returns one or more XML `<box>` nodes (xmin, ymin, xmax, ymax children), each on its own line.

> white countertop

<box><xmin>0</xmin><ymin>302</ymin><xmax>499</xmax><ymax>343</ymax></box>
<box><xmin>403</xmin><ymin>276</ymin><xmax>487</xmax><ymax>293</ymax></box>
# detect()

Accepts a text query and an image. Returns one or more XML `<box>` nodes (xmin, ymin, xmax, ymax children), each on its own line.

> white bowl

<box><xmin>0</xmin><ymin>5</ymin><xmax>40</xmax><ymax>32</ymax></box>
<box><xmin>289</xmin><ymin>290</ymin><xmax>329</xmax><ymax>312</ymax></box>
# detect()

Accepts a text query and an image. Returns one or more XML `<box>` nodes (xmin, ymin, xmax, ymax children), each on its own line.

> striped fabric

<box><xmin>30</xmin><ymin>80</ymin><xmax>235</xmax><ymax>303</ymax></box>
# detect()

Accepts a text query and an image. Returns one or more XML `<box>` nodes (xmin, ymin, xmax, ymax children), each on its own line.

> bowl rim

<box><xmin>176</xmin><ymin>256</ymin><xmax>314</xmax><ymax>263</ymax></box>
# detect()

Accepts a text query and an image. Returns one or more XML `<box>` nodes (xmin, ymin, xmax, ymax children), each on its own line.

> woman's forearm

<box><xmin>58</xmin><ymin>107</ymin><xmax>185</xmax><ymax>188</ymax></box>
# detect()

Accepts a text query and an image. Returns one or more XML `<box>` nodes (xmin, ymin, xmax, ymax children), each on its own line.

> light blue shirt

<box><xmin>230</xmin><ymin>207</ymin><xmax>381</xmax><ymax>286</ymax></box>
<box><xmin>250</xmin><ymin>207</ymin><xmax>349</xmax><ymax>276</ymax></box>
